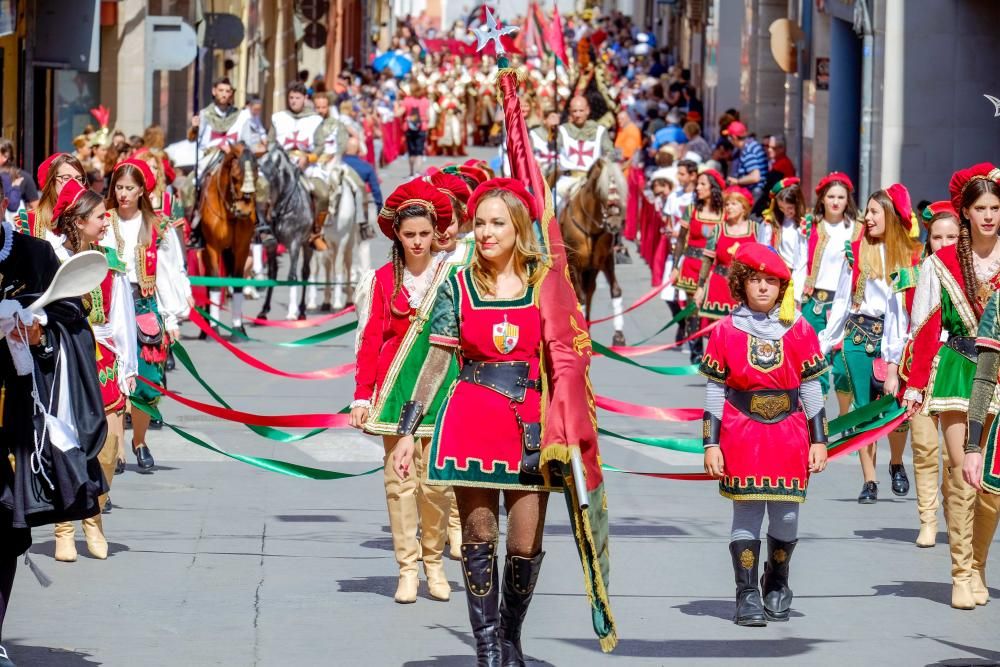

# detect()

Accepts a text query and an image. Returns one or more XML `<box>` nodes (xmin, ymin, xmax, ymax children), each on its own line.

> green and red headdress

<box><xmin>920</xmin><ymin>200</ymin><xmax>958</xmax><ymax>227</ymax></box>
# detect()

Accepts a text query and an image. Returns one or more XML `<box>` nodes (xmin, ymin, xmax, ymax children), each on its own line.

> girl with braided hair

<box><xmin>905</xmin><ymin>164</ymin><xmax>1000</xmax><ymax>609</ymax></box>
<box><xmin>48</xmin><ymin>179</ymin><xmax>138</xmax><ymax>562</ymax></box>
<box><xmin>818</xmin><ymin>184</ymin><xmax>921</xmax><ymax>505</ymax></box>
<box><xmin>350</xmin><ymin>179</ymin><xmax>455</xmax><ymax>604</ymax></box>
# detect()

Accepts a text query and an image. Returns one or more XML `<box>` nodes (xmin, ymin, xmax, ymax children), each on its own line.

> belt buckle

<box><xmin>749</xmin><ymin>393</ymin><xmax>790</xmax><ymax>421</ymax></box>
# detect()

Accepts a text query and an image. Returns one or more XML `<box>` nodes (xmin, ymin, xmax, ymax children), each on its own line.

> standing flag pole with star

<box><xmin>473</xmin><ymin>6</ymin><xmax>618</xmax><ymax>653</ymax></box>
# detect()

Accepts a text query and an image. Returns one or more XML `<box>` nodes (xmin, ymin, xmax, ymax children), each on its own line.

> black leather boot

<box><xmin>729</xmin><ymin>539</ymin><xmax>767</xmax><ymax>626</ymax></box>
<box><xmin>462</xmin><ymin>542</ymin><xmax>501</xmax><ymax>667</ymax></box>
<box><xmin>760</xmin><ymin>535</ymin><xmax>797</xmax><ymax>621</ymax></box>
<box><xmin>499</xmin><ymin>552</ymin><xmax>545</xmax><ymax>666</ymax></box>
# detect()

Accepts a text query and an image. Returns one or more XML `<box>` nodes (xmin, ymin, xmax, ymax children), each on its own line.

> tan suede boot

<box><xmin>384</xmin><ymin>440</ymin><xmax>419</xmax><ymax>603</ymax></box>
<box><xmin>943</xmin><ymin>465</ymin><xmax>976</xmax><ymax>609</ymax></box>
<box><xmin>971</xmin><ymin>493</ymin><xmax>1000</xmax><ymax>605</ymax></box>
<box><xmin>97</xmin><ymin>432</ymin><xmax>118</xmax><ymax>510</ymax></box>
<box><xmin>448</xmin><ymin>497</ymin><xmax>463</xmax><ymax>560</ymax></box>
<box><xmin>54</xmin><ymin>522</ymin><xmax>78</xmax><ymax>562</ymax></box>
<box><xmin>910</xmin><ymin>414</ymin><xmax>941</xmax><ymax>547</ymax></box>
<box><xmin>415</xmin><ymin>441</ymin><xmax>451</xmax><ymax>601</ymax></box>
<box><xmin>82</xmin><ymin>515</ymin><xmax>108</xmax><ymax>560</ymax></box>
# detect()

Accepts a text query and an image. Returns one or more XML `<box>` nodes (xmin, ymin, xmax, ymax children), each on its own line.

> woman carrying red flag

<box><xmin>701</xmin><ymin>242</ymin><xmax>829</xmax><ymax>627</ymax></box>
<box><xmin>817</xmin><ymin>183</ymin><xmax>922</xmax><ymax>504</ymax></box>
<box><xmin>905</xmin><ymin>164</ymin><xmax>1000</xmax><ymax>608</ymax></box>
<box><xmin>349</xmin><ymin>179</ymin><xmax>456</xmax><ymax>604</ymax></box>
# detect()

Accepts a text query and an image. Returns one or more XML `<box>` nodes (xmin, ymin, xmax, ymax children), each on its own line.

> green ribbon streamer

<box><xmin>598</xmin><ymin>427</ymin><xmax>702</xmax><ymax>453</ymax></box>
<box><xmin>171</xmin><ymin>341</ymin><xmax>328</xmax><ymax>442</ymax></box>
<box><xmin>190</xmin><ymin>277</ymin><xmax>347</xmax><ymax>288</ymax></box>
<box><xmin>827</xmin><ymin>395</ymin><xmax>897</xmax><ymax>436</ymax></box>
<box><xmin>633</xmin><ymin>303</ymin><xmax>698</xmax><ymax>346</ymax></box>
<box><xmin>131</xmin><ymin>400</ymin><xmax>381</xmax><ymax>480</ymax></box>
<box><xmin>592</xmin><ymin>341</ymin><xmax>699</xmax><ymax>376</ymax></box>
<box><xmin>194</xmin><ymin>307</ymin><xmax>358</xmax><ymax>347</ymax></box>
<box><xmin>827</xmin><ymin>404</ymin><xmax>907</xmax><ymax>452</ymax></box>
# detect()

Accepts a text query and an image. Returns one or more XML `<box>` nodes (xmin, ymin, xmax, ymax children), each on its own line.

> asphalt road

<box><xmin>5</xmin><ymin>148</ymin><xmax>999</xmax><ymax>666</ymax></box>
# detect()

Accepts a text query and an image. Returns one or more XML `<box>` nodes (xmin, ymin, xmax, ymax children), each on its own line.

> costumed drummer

<box><xmin>0</xmin><ymin>198</ymin><xmax>109</xmax><ymax>667</ymax></box>
<box><xmin>700</xmin><ymin>242</ymin><xmax>829</xmax><ymax>627</ymax></box>
<box><xmin>349</xmin><ymin>179</ymin><xmax>456</xmax><ymax>605</ymax></box>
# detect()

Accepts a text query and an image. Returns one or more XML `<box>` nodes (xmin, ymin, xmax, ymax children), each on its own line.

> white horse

<box><xmin>307</xmin><ymin>161</ymin><xmax>372</xmax><ymax>311</ymax></box>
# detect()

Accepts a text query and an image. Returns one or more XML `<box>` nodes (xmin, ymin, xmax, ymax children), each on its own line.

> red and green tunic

<box><xmin>676</xmin><ymin>205</ymin><xmax>723</xmax><ymax>293</ymax></box>
<box><xmin>904</xmin><ymin>245</ymin><xmax>1000</xmax><ymax>413</ymax></box>
<box><xmin>426</xmin><ymin>268</ymin><xmax>554</xmax><ymax>491</ymax></box>
<box><xmin>699</xmin><ymin>315</ymin><xmax>828</xmax><ymax>502</ymax></box>
<box><xmin>364</xmin><ymin>239</ymin><xmax>474</xmax><ymax>436</ymax></box>
<box><xmin>699</xmin><ymin>219</ymin><xmax>758</xmax><ymax>320</ymax></box>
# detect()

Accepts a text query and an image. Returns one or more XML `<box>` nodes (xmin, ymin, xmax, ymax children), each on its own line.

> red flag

<box><xmin>519</xmin><ymin>2</ymin><xmax>549</xmax><ymax>58</ymax></box>
<box><xmin>495</xmin><ymin>51</ymin><xmax>616</xmax><ymax>652</ymax></box>
<box><xmin>545</xmin><ymin>5</ymin><xmax>568</xmax><ymax>66</ymax></box>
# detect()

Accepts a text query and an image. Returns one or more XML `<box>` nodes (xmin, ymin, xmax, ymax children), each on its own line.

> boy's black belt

<box><xmin>725</xmin><ymin>387</ymin><xmax>801</xmax><ymax>424</ymax></box>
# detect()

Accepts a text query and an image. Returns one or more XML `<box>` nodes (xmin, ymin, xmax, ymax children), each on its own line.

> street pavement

<box><xmin>6</xmin><ymin>147</ymin><xmax>1000</xmax><ymax>666</ymax></box>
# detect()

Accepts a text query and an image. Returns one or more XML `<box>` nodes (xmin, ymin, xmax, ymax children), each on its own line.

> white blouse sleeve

<box><xmin>818</xmin><ymin>262</ymin><xmax>852</xmax><ymax>356</ymax></box>
<box><xmin>881</xmin><ymin>289</ymin><xmax>910</xmax><ymax>364</ymax></box>
<box><xmin>155</xmin><ymin>226</ymin><xmax>192</xmax><ymax>331</ymax></box>
<box><xmin>792</xmin><ymin>234</ymin><xmax>808</xmax><ymax>303</ymax></box>
<box><xmin>353</xmin><ymin>269</ymin><xmax>377</xmax><ymax>354</ymax></box>
<box><xmin>111</xmin><ymin>273</ymin><xmax>139</xmax><ymax>387</ymax></box>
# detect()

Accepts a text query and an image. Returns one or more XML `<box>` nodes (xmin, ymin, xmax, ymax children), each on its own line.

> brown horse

<box><xmin>558</xmin><ymin>157</ymin><xmax>628</xmax><ymax>345</ymax></box>
<box><xmin>199</xmin><ymin>143</ymin><xmax>258</xmax><ymax>336</ymax></box>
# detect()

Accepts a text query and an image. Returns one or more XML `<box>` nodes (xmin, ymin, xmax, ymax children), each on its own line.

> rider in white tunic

<box><xmin>554</xmin><ymin>96</ymin><xmax>614</xmax><ymax>213</ymax></box>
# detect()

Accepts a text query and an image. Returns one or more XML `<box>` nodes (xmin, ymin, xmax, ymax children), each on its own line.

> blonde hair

<box><xmin>860</xmin><ymin>190</ymin><xmax>921</xmax><ymax>283</ymax></box>
<box><xmin>469</xmin><ymin>190</ymin><xmax>545</xmax><ymax>295</ymax></box>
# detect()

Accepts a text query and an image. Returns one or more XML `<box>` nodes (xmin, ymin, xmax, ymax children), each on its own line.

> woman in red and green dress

<box><xmin>818</xmin><ymin>183</ymin><xmax>922</xmax><ymax>504</ymax></box>
<box><xmin>349</xmin><ymin>179</ymin><xmax>456</xmax><ymax>605</ymax></box>
<box><xmin>694</xmin><ymin>186</ymin><xmax>758</xmax><ymax>320</ymax></box>
<box><xmin>16</xmin><ymin>153</ymin><xmax>88</xmax><ymax>239</ymax></box>
<box><xmin>701</xmin><ymin>242</ymin><xmax>829</xmax><ymax>627</ymax></box>
<box><xmin>390</xmin><ymin>179</ymin><xmax>566</xmax><ymax>665</ymax></box>
<box><xmin>801</xmin><ymin>173</ymin><xmax>863</xmax><ymax>399</ymax></box>
<box><xmin>905</xmin><ymin>164</ymin><xmax>1000</xmax><ymax>609</ymax></box>
<box><xmin>670</xmin><ymin>168</ymin><xmax>724</xmax><ymax>362</ymax></box>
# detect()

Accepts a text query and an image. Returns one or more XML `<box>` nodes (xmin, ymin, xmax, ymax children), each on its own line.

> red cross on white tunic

<box><xmin>567</xmin><ymin>139</ymin><xmax>594</xmax><ymax>167</ymax></box>
<box><xmin>536</xmin><ymin>148</ymin><xmax>556</xmax><ymax>164</ymax></box>
<box><xmin>283</xmin><ymin>130</ymin><xmax>310</xmax><ymax>152</ymax></box>
<box><xmin>211</xmin><ymin>130</ymin><xmax>238</xmax><ymax>143</ymax></box>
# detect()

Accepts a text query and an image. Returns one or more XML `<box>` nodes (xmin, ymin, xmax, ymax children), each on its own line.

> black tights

<box><xmin>0</xmin><ymin>556</ymin><xmax>14</xmax><ymax>642</ymax></box>
<box><xmin>455</xmin><ymin>487</ymin><xmax>549</xmax><ymax>557</ymax></box>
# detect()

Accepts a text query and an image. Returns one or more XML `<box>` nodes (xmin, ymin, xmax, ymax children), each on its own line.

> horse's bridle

<box><xmin>205</xmin><ymin>149</ymin><xmax>256</xmax><ymax>222</ymax></box>
<box><xmin>569</xmin><ymin>169</ymin><xmax>623</xmax><ymax>237</ymax></box>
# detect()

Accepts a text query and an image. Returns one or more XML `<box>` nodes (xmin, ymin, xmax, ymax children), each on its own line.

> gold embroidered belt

<box><xmin>725</xmin><ymin>387</ymin><xmax>801</xmax><ymax>424</ymax></box>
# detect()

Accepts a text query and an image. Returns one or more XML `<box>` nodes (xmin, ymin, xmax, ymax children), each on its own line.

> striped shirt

<box><xmin>734</xmin><ymin>137</ymin><xmax>768</xmax><ymax>195</ymax></box>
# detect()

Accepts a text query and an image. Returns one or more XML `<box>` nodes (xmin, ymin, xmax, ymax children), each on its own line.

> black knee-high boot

<box><xmin>760</xmin><ymin>535</ymin><xmax>797</xmax><ymax>621</ymax></box>
<box><xmin>729</xmin><ymin>540</ymin><xmax>766</xmax><ymax>626</ymax></box>
<box><xmin>462</xmin><ymin>542</ymin><xmax>501</xmax><ymax>667</ymax></box>
<box><xmin>499</xmin><ymin>552</ymin><xmax>544</xmax><ymax>667</ymax></box>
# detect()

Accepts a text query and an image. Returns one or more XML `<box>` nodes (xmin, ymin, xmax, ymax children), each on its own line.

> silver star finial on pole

<box><xmin>472</xmin><ymin>6</ymin><xmax>519</xmax><ymax>56</ymax></box>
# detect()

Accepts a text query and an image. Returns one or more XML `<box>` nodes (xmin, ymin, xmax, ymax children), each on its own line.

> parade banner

<box><xmin>188</xmin><ymin>309</ymin><xmax>356</xmax><ymax>380</ymax></box>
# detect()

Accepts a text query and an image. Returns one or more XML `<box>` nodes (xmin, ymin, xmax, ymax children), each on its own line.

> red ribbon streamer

<box><xmin>601</xmin><ymin>319</ymin><xmax>721</xmax><ymax>358</ymax></box>
<box><xmin>827</xmin><ymin>413</ymin><xmax>908</xmax><ymax>461</ymax></box>
<box><xmin>247</xmin><ymin>306</ymin><xmax>356</xmax><ymax>329</ymax></box>
<box><xmin>188</xmin><ymin>309</ymin><xmax>356</xmax><ymax>380</ymax></box>
<box><xmin>587</xmin><ymin>283</ymin><xmax>663</xmax><ymax>326</ymax></box>
<box><xmin>595</xmin><ymin>395</ymin><xmax>700</xmax><ymax>422</ymax></box>
<box><xmin>138</xmin><ymin>377</ymin><xmax>352</xmax><ymax>428</ymax></box>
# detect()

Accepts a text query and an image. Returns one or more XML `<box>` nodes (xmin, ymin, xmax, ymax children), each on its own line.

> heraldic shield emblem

<box><xmin>492</xmin><ymin>315</ymin><xmax>519</xmax><ymax>354</ymax></box>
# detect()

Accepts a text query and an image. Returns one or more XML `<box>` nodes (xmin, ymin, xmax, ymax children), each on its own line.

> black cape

<box><xmin>0</xmin><ymin>232</ymin><xmax>108</xmax><ymax>557</ymax></box>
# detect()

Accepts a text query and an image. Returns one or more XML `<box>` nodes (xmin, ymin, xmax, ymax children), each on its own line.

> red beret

<box><xmin>115</xmin><ymin>158</ymin><xmax>155</xmax><ymax>192</ymax></box>
<box><xmin>700</xmin><ymin>168</ymin><xmax>725</xmax><ymax>191</ymax></box>
<box><xmin>815</xmin><ymin>171</ymin><xmax>854</xmax><ymax>195</ymax></box>
<box><xmin>52</xmin><ymin>179</ymin><xmax>88</xmax><ymax>220</ymax></box>
<box><xmin>769</xmin><ymin>176</ymin><xmax>800</xmax><ymax>198</ymax></box>
<box><xmin>734</xmin><ymin>242</ymin><xmax>791</xmax><ymax>281</ymax></box>
<box><xmin>467</xmin><ymin>177</ymin><xmax>540</xmax><ymax>223</ymax></box>
<box><xmin>724</xmin><ymin>185</ymin><xmax>754</xmax><ymax>205</ymax></box>
<box><xmin>377</xmin><ymin>179</ymin><xmax>454</xmax><ymax>238</ymax></box>
<box><xmin>428</xmin><ymin>171</ymin><xmax>473</xmax><ymax>208</ymax></box>
<box><xmin>921</xmin><ymin>199</ymin><xmax>958</xmax><ymax>226</ymax></box>
<box><xmin>722</xmin><ymin>120</ymin><xmax>747</xmax><ymax>138</ymax></box>
<box><xmin>884</xmin><ymin>183</ymin><xmax>919</xmax><ymax>236</ymax></box>
<box><xmin>948</xmin><ymin>162</ymin><xmax>1000</xmax><ymax>213</ymax></box>
<box><xmin>37</xmin><ymin>153</ymin><xmax>69</xmax><ymax>187</ymax></box>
